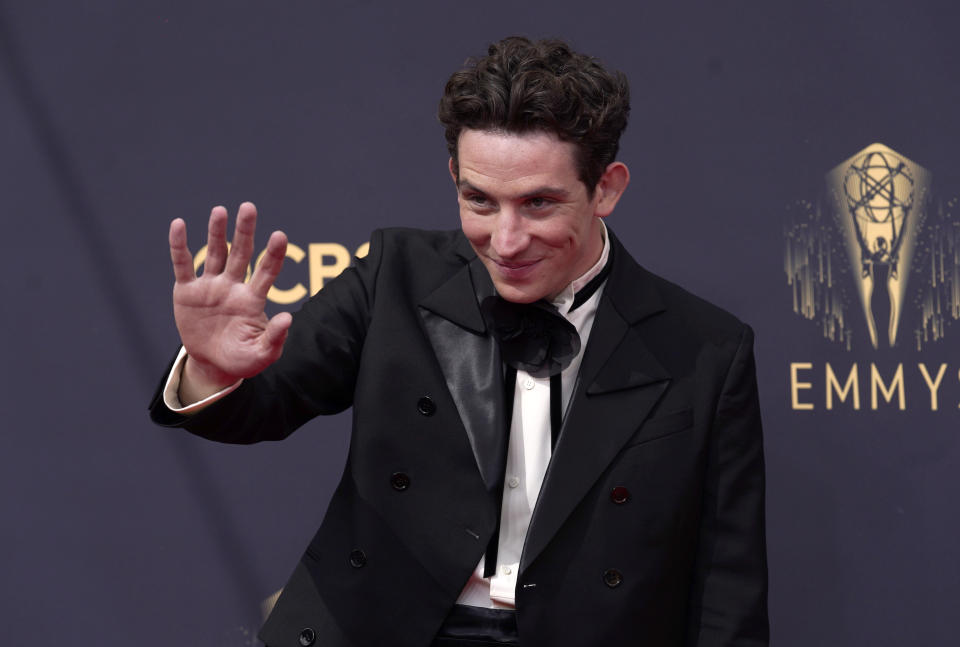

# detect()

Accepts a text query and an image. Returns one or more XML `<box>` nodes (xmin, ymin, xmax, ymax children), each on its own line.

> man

<box><xmin>151</xmin><ymin>37</ymin><xmax>768</xmax><ymax>647</ymax></box>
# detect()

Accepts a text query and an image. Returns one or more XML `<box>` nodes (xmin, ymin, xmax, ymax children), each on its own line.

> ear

<box><xmin>448</xmin><ymin>157</ymin><xmax>459</xmax><ymax>186</ymax></box>
<box><xmin>593</xmin><ymin>162</ymin><xmax>630</xmax><ymax>218</ymax></box>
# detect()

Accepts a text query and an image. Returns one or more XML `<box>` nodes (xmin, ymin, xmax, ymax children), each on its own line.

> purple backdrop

<box><xmin>2</xmin><ymin>1</ymin><xmax>958</xmax><ymax>644</ymax></box>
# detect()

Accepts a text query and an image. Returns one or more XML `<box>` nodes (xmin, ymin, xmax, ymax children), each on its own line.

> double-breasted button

<box><xmin>391</xmin><ymin>472</ymin><xmax>411</xmax><ymax>491</ymax></box>
<box><xmin>417</xmin><ymin>396</ymin><xmax>436</xmax><ymax>416</ymax></box>
<box><xmin>349</xmin><ymin>549</ymin><xmax>367</xmax><ymax>568</ymax></box>
<box><xmin>603</xmin><ymin>568</ymin><xmax>623</xmax><ymax>588</ymax></box>
<box><xmin>298</xmin><ymin>627</ymin><xmax>316</xmax><ymax>646</ymax></box>
<box><xmin>610</xmin><ymin>486</ymin><xmax>630</xmax><ymax>504</ymax></box>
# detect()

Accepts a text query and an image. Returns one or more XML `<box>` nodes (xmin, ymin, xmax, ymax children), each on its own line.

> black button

<box><xmin>349</xmin><ymin>549</ymin><xmax>367</xmax><ymax>568</ymax></box>
<box><xmin>391</xmin><ymin>472</ymin><xmax>411</xmax><ymax>491</ymax></box>
<box><xmin>603</xmin><ymin>568</ymin><xmax>623</xmax><ymax>588</ymax></box>
<box><xmin>610</xmin><ymin>486</ymin><xmax>630</xmax><ymax>504</ymax></box>
<box><xmin>417</xmin><ymin>396</ymin><xmax>437</xmax><ymax>416</ymax></box>
<box><xmin>298</xmin><ymin>627</ymin><xmax>316</xmax><ymax>646</ymax></box>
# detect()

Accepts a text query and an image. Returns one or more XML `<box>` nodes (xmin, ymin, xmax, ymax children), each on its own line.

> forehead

<box><xmin>456</xmin><ymin>129</ymin><xmax>581</xmax><ymax>192</ymax></box>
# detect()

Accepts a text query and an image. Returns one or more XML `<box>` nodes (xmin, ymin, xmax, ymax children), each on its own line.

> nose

<box><xmin>490</xmin><ymin>209</ymin><xmax>529</xmax><ymax>259</ymax></box>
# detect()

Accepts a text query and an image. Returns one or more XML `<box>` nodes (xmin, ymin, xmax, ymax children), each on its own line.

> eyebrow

<box><xmin>457</xmin><ymin>179</ymin><xmax>571</xmax><ymax>200</ymax></box>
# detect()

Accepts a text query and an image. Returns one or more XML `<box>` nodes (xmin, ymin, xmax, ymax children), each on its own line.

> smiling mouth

<box><xmin>495</xmin><ymin>259</ymin><xmax>538</xmax><ymax>270</ymax></box>
<box><xmin>491</xmin><ymin>258</ymin><xmax>540</xmax><ymax>279</ymax></box>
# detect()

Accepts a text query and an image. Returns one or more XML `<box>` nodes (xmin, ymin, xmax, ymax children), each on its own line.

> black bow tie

<box><xmin>479</xmin><ymin>297</ymin><xmax>581</xmax><ymax>378</ymax></box>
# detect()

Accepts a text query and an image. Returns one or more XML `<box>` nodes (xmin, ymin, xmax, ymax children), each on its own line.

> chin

<box><xmin>493</xmin><ymin>283</ymin><xmax>546</xmax><ymax>304</ymax></box>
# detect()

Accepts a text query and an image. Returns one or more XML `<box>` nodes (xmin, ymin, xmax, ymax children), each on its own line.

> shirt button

<box><xmin>507</xmin><ymin>476</ymin><xmax>520</xmax><ymax>488</ymax></box>
<box><xmin>523</xmin><ymin>378</ymin><xmax>535</xmax><ymax>390</ymax></box>
<box><xmin>501</xmin><ymin>565</ymin><xmax>512</xmax><ymax>575</ymax></box>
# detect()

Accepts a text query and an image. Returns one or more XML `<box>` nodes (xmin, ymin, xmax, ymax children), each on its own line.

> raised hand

<box><xmin>168</xmin><ymin>202</ymin><xmax>293</xmax><ymax>403</ymax></box>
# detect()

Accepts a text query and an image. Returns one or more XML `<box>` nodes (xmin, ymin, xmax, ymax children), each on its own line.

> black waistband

<box><xmin>433</xmin><ymin>604</ymin><xmax>519</xmax><ymax>646</ymax></box>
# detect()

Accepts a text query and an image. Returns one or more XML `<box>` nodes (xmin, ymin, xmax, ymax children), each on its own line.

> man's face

<box><xmin>453</xmin><ymin>129</ymin><xmax>608</xmax><ymax>304</ymax></box>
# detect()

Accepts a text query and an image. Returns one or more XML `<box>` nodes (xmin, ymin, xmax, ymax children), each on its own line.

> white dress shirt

<box><xmin>456</xmin><ymin>224</ymin><xmax>610</xmax><ymax>608</ymax></box>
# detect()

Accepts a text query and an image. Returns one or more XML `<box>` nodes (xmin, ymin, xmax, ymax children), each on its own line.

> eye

<box><xmin>465</xmin><ymin>193</ymin><xmax>494</xmax><ymax>211</ymax></box>
<box><xmin>526</xmin><ymin>197</ymin><xmax>552</xmax><ymax>209</ymax></box>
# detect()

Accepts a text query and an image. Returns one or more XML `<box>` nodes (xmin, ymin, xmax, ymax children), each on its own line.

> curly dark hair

<box><xmin>438</xmin><ymin>37</ymin><xmax>630</xmax><ymax>195</ymax></box>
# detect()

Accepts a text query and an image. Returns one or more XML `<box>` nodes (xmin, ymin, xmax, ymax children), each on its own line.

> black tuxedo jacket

<box><xmin>150</xmin><ymin>227</ymin><xmax>768</xmax><ymax>647</ymax></box>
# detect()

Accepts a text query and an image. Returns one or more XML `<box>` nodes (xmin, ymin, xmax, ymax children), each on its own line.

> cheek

<box><xmin>534</xmin><ymin>223</ymin><xmax>578</xmax><ymax>252</ymax></box>
<box><xmin>459</xmin><ymin>215</ymin><xmax>490</xmax><ymax>246</ymax></box>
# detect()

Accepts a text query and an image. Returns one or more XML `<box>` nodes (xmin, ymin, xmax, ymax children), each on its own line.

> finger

<box><xmin>169</xmin><ymin>218</ymin><xmax>196</xmax><ymax>284</ymax></box>
<box><xmin>203</xmin><ymin>206</ymin><xmax>229</xmax><ymax>275</ymax></box>
<box><xmin>249</xmin><ymin>230</ymin><xmax>288</xmax><ymax>299</ymax></box>
<box><xmin>224</xmin><ymin>201</ymin><xmax>257</xmax><ymax>280</ymax></box>
<box><xmin>261</xmin><ymin>312</ymin><xmax>293</xmax><ymax>362</ymax></box>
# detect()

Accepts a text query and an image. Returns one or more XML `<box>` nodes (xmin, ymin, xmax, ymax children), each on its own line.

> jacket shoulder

<box><xmin>607</xmin><ymin>231</ymin><xmax>750</xmax><ymax>345</ymax></box>
<box><xmin>641</xmin><ymin>267</ymin><xmax>750</xmax><ymax>339</ymax></box>
<box><xmin>373</xmin><ymin>227</ymin><xmax>474</xmax><ymax>262</ymax></box>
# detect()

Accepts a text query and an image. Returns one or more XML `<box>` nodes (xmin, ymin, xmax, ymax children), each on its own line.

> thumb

<box><xmin>262</xmin><ymin>312</ymin><xmax>293</xmax><ymax>360</ymax></box>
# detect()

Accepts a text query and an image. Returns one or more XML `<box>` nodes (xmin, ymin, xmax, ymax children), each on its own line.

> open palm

<box><xmin>169</xmin><ymin>203</ymin><xmax>292</xmax><ymax>394</ymax></box>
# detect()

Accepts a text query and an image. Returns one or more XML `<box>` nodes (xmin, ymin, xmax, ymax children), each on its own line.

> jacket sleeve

<box><xmin>148</xmin><ymin>229</ymin><xmax>386</xmax><ymax>444</ymax></box>
<box><xmin>685</xmin><ymin>324</ymin><xmax>769</xmax><ymax>646</ymax></box>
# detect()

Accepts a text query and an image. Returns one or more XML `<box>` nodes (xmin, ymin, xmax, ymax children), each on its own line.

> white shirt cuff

<box><xmin>162</xmin><ymin>347</ymin><xmax>243</xmax><ymax>414</ymax></box>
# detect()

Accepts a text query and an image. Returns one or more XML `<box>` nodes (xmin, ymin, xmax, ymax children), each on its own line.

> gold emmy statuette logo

<box><xmin>828</xmin><ymin>144</ymin><xmax>930</xmax><ymax>348</ymax></box>
<box><xmin>785</xmin><ymin>143</ymin><xmax>958</xmax><ymax>352</ymax></box>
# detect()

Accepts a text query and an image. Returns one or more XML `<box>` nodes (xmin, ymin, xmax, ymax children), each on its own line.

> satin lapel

<box><xmin>418</xmin><ymin>258</ymin><xmax>507</xmax><ymax>492</ymax></box>
<box><xmin>521</xmin><ymin>234</ymin><xmax>671</xmax><ymax>573</ymax></box>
